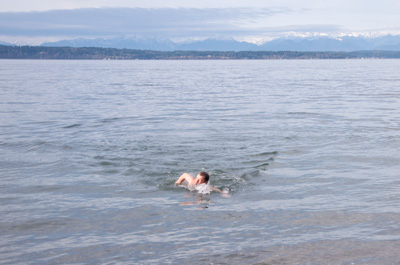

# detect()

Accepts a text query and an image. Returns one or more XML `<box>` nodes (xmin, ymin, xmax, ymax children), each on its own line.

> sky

<box><xmin>1</xmin><ymin>0</ymin><xmax>400</xmax><ymax>45</ymax></box>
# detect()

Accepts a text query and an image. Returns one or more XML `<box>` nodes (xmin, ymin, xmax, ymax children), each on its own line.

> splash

<box><xmin>179</xmin><ymin>183</ymin><xmax>230</xmax><ymax>196</ymax></box>
<box><xmin>190</xmin><ymin>183</ymin><xmax>213</xmax><ymax>194</ymax></box>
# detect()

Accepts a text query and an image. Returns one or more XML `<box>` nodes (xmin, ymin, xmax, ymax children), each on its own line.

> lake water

<box><xmin>1</xmin><ymin>59</ymin><xmax>400</xmax><ymax>264</ymax></box>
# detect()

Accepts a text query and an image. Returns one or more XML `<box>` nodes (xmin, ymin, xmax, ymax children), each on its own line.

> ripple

<box><xmin>2</xmin><ymin>59</ymin><xmax>400</xmax><ymax>264</ymax></box>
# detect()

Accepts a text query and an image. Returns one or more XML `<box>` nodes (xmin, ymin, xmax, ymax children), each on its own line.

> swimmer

<box><xmin>175</xmin><ymin>172</ymin><xmax>228</xmax><ymax>195</ymax></box>
<box><xmin>175</xmin><ymin>172</ymin><xmax>209</xmax><ymax>186</ymax></box>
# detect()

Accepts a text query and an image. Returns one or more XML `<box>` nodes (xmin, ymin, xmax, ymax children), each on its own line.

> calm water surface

<box><xmin>1</xmin><ymin>59</ymin><xmax>400</xmax><ymax>264</ymax></box>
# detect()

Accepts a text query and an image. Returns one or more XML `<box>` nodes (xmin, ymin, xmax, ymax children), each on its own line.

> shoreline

<box><xmin>1</xmin><ymin>45</ymin><xmax>400</xmax><ymax>60</ymax></box>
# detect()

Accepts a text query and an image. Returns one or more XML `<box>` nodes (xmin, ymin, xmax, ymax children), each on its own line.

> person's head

<box><xmin>195</xmin><ymin>171</ymin><xmax>209</xmax><ymax>185</ymax></box>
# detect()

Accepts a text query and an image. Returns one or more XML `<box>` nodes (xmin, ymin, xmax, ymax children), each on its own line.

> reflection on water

<box><xmin>1</xmin><ymin>59</ymin><xmax>400</xmax><ymax>264</ymax></box>
<box><xmin>179</xmin><ymin>193</ymin><xmax>211</xmax><ymax>209</ymax></box>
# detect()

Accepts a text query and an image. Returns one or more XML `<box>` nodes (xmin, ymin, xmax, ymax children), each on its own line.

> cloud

<box><xmin>4</xmin><ymin>6</ymin><xmax>395</xmax><ymax>44</ymax></box>
<box><xmin>0</xmin><ymin>7</ymin><xmax>295</xmax><ymax>39</ymax></box>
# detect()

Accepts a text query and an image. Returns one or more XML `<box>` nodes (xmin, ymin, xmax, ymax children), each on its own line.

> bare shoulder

<box><xmin>175</xmin><ymin>173</ymin><xmax>195</xmax><ymax>185</ymax></box>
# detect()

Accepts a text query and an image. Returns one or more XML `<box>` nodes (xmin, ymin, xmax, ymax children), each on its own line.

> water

<box><xmin>1</xmin><ymin>59</ymin><xmax>400</xmax><ymax>264</ymax></box>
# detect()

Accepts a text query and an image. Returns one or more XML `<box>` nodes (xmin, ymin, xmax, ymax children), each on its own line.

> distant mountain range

<box><xmin>0</xmin><ymin>41</ymin><xmax>13</xmax><ymax>46</ymax></box>
<box><xmin>5</xmin><ymin>35</ymin><xmax>400</xmax><ymax>51</ymax></box>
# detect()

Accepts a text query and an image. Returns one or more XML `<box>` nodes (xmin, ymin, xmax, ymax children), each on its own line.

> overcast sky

<box><xmin>1</xmin><ymin>0</ymin><xmax>400</xmax><ymax>44</ymax></box>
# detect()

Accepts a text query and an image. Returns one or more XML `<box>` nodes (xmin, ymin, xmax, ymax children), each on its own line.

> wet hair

<box><xmin>199</xmin><ymin>171</ymin><xmax>209</xmax><ymax>183</ymax></box>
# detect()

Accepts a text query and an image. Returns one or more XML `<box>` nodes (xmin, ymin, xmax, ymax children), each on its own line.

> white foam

<box><xmin>194</xmin><ymin>183</ymin><xmax>212</xmax><ymax>194</ymax></box>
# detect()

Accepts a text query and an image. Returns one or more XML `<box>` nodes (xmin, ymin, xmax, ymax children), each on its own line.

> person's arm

<box><xmin>209</xmin><ymin>186</ymin><xmax>230</xmax><ymax>197</ymax></box>
<box><xmin>175</xmin><ymin>173</ymin><xmax>195</xmax><ymax>185</ymax></box>
<box><xmin>210</xmin><ymin>186</ymin><xmax>223</xmax><ymax>193</ymax></box>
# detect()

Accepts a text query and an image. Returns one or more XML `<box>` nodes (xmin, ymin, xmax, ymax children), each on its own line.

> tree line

<box><xmin>1</xmin><ymin>45</ymin><xmax>400</xmax><ymax>60</ymax></box>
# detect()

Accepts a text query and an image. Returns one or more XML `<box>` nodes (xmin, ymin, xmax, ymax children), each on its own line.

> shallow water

<box><xmin>1</xmin><ymin>59</ymin><xmax>400</xmax><ymax>264</ymax></box>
